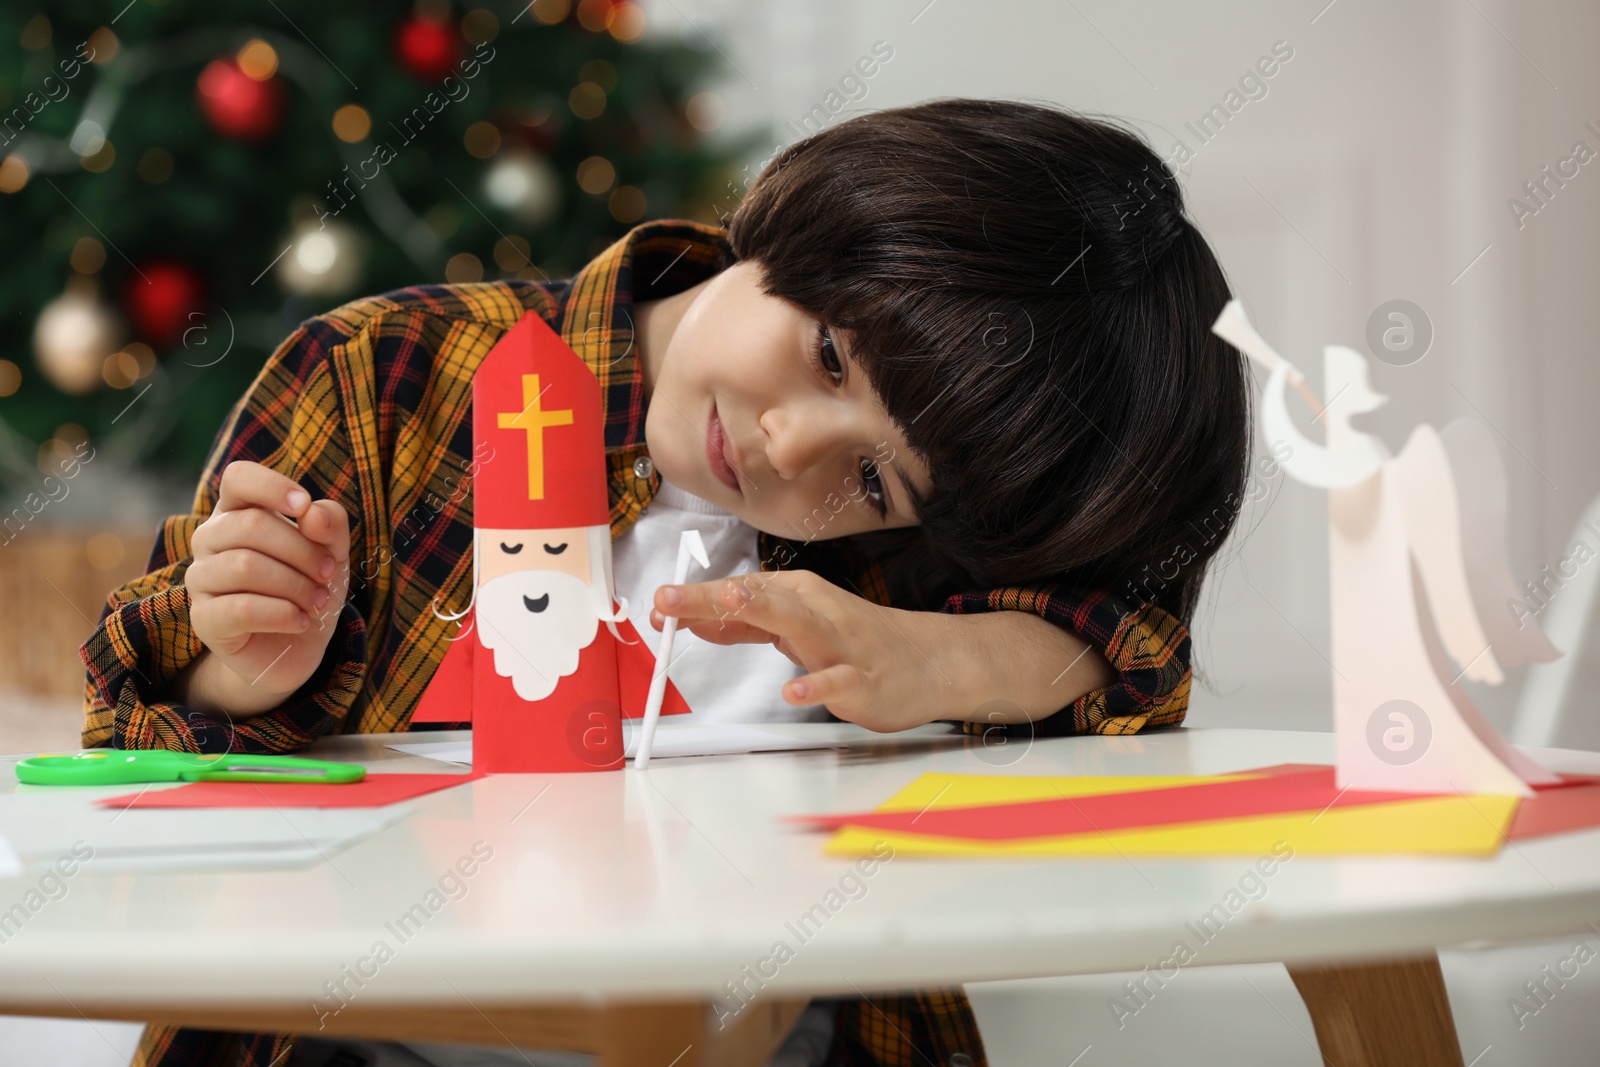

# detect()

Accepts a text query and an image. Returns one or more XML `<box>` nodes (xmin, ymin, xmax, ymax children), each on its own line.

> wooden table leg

<box><xmin>1286</xmin><ymin>954</ymin><xmax>1464</xmax><ymax>1067</ymax></box>
<box><xmin>599</xmin><ymin>998</ymin><xmax>807</xmax><ymax>1067</ymax></box>
<box><xmin>598</xmin><ymin>1002</ymin><xmax>705</xmax><ymax>1067</ymax></box>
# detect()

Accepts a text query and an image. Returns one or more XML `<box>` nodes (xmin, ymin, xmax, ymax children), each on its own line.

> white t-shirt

<box><xmin>609</xmin><ymin>474</ymin><xmax>832</xmax><ymax>724</ymax></box>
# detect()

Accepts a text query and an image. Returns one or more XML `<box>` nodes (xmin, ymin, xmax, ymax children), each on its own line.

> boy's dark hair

<box><xmin>726</xmin><ymin>97</ymin><xmax>1250</xmax><ymax>624</ymax></box>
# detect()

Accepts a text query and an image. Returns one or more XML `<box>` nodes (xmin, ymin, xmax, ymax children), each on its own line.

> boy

<box><xmin>85</xmin><ymin>99</ymin><xmax>1247</xmax><ymax>1067</ymax></box>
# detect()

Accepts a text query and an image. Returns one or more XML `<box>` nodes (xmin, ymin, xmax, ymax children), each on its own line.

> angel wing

<box><xmin>1389</xmin><ymin>424</ymin><xmax>1503</xmax><ymax>685</ymax></box>
<box><xmin>1439</xmin><ymin>418</ymin><xmax>1562</xmax><ymax>667</ymax></box>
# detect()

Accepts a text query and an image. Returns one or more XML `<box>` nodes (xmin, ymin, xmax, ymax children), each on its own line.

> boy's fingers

<box><xmin>703</xmin><ymin>576</ymin><xmax>822</xmax><ymax>644</ymax></box>
<box><xmin>654</xmin><ymin>574</ymin><xmax>766</xmax><ymax>621</ymax></box>
<box><xmin>188</xmin><ymin>549</ymin><xmax>329</xmax><ymax>615</ymax></box>
<box><xmin>196</xmin><ymin>508</ymin><xmax>335</xmax><ymax>584</ymax></box>
<box><xmin>657</xmin><ymin>576</ymin><xmax>833</xmax><ymax>656</ymax></box>
<box><xmin>657</xmin><ymin>574</ymin><xmax>814</xmax><ymax>630</ymax></box>
<box><xmin>650</xmin><ymin>604</ymin><xmax>763</xmax><ymax>642</ymax></box>
<box><xmin>785</xmin><ymin>663</ymin><xmax>863</xmax><ymax>709</ymax></box>
<box><xmin>215</xmin><ymin>460</ymin><xmax>311</xmax><ymax>518</ymax></box>
<box><xmin>299</xmin><ymin>499</ymin><xmax>351</xmax><ymax>564</ymax></box>
<box><xmin>191</xmin><ymin>592</ymin><xmax>310</xmax><ymax>642</ymax></box>
<box><xmin>675</xmin><ymin>615</ymin><xmax>777</xmax><ymax>647</ymax></box>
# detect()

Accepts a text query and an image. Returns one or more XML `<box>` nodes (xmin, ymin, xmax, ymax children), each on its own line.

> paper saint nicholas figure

<box><xmin>1211</xmin><ymin>301</ymin><xmax>1563</xmax><ymax>797</ymax></box>
<box><xmin>410</xmin><ymin>312</ymin><xmax>692</xmax><ymax>772</ymax></box>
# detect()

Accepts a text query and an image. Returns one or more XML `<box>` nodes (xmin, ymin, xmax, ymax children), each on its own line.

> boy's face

<box><xmin>643</xmin><ymin>260</ymin><xmax>929</xmax><ymax>542</ymax></box>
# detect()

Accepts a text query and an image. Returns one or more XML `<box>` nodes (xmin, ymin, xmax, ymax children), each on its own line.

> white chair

<box><xmin>1512</xmin><ymin>492</ymin><xmax>1600</xmax><ymax>749</ymax></box>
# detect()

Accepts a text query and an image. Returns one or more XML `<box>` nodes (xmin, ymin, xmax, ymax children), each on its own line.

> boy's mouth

<box><xmin>705</xmin><ymin>401</ymin><xmax>741</xmax><ymax>493</ymax></box>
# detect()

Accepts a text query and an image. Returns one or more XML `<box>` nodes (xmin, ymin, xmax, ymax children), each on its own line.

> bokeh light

<box><xmin>608</xmin><ymin>185</ymin><xmax>646</xmax><ymax>223</ymax></box>
<box><xmin>463</xmin><ymin>8</ymin><xmax>500</xmax><ymax>44</ymax></box>
<box><xmin>607</xmin><ymin>3</ymin><xmax>646</xmax><ymax>42</ymax></box>
<box><xmin>332</xmin><ymin>104</ymin><xmax>372</xmax><ymax>143</ymax></box>
<box><xmin>569</xmin><ymin>81</ymin><xmax>606</xmax><ymax>120</ymax></box>
<box><xmin>576</xmin><ymin>156</ymin><xmax>616</xmax><ymax>195</ymax></box>
<box><xmin>463</xmin><ymin>121</ymin><xmax>501</xmax><ymax>159</ymax></box>
<box><xmin>445</xmin><ymin>253</ymin><xmax>484</xmax><ymax>283</ymax></box>
<box><xmin>70</xmin><ymin>238</ymin><xmax>106</xmax><ymax>275</ymax></box>
<box><xmin>237</xmin><ymin>39</ymin><xmax>279</xmax><ymax>80</ymax></box>
<box><xmin>530</xmin><ymin>0</ymin><xmax>571</xmax><ymax>25</ymax></box>
<box><xmin>0</xmin><ymin>156</ymin><xmax>30</xmax><ymax>194</ymax></box>
<box><xmin>686</xmin><ymin>92</ymin><xmax>726</xmax><ymax>132</ymax></box>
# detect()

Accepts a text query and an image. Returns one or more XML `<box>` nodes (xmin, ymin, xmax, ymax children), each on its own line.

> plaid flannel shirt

<box><xmin>83</xmin><ymin>218</ymin><xmax>1192</xmax><ymax>1067</ymax></box>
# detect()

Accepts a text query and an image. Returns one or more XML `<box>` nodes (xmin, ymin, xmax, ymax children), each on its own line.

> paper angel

<box><xmin>1212</xmin><ymin>302</ymin><xmax>1562</xmax><ymax>796</ymax></box>
<box><xmin>410</xmin><ymin>312</ymin><xmax>691</xmax><ymax>772</ymax></box>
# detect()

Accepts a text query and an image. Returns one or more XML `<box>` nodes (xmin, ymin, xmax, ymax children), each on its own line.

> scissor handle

<box><xmin>14</xmin><ymin>751</ymin><xmax>365</xmax><ymax>786</ymax></box>
<box><xmin>196</xmin><ymin>756</ymin><xmax>365</xmax><ymax>784</ymax></box>
<box><xmin>16</xmin><ymin>751</ymin><xmax>182</xmax><ymax>785</ymax></box>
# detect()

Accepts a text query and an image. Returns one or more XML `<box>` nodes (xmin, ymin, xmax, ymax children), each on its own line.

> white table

<box><xmin>4</xmin><ymin>726</ymin><xmax>1598</xmax><ymax>1067</ymax></box>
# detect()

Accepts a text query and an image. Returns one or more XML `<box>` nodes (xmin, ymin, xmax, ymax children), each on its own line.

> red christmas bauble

<box><xmin>393</xmin><ymin>15</ymin><xmax>463</xmax><ymax>81</ymax></box>
<box><xmin>125</xmin><ymin>262</ymin><xmax>205</xmax><ymax>346</ymax></box>
<box><xmin>196</xmin><ymin>57</ymin><xmax>285</xmax><ymax>142</ymax></box>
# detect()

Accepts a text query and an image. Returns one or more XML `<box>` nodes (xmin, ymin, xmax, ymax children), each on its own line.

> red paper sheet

<box><xmin>791</xmin><ymin>768</ymin><xmax>1444</xmax><ymax>841</ymax></box>
<box><xmin>95</xmin><ymin>772</ymin><xmax>487</xmax><ymax>810</ymax></box>
<box><xmin>792</xmin><ymin>763</ymin><xmax>1600</xmax><ymax>845</ymax></box>
<box><xmin>1507</xmin><ymin>780</ymin><xmax>1600</xmax><ymax>841</ymax></box>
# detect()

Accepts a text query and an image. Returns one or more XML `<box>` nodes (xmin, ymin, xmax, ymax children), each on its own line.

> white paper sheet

<box><xmin>0</xmin><ymin>830</ymin><xmax>20</xmax><ymax>879</ymax></box>
<box><xmin>388</xmin><ymin>722</ymin><xmax>859</xmax><ymax>766</ymax></box>
<box><xmin>0</xmin><ymin>788</ymin><xmax>412</xmax><ymax>875</ymax></box>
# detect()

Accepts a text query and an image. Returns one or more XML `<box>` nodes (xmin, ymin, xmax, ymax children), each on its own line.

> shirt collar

<box><xmin>556</xmin><ymin>218</ymin><xmax>735</xmax><ymax>454</ymax></box>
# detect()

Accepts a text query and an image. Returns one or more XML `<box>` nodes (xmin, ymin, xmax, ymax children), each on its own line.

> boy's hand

<box><xmin>649</xmin><ymin>570</ymin><xmax>944</xmax><ymax>732</ymax></box>
<box><xmin>184</xmin><ymin>461</ymin><xmax>351</xmax><ymax>713</ymax></box>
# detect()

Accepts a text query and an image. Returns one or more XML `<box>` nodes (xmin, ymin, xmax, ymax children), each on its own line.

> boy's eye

<box><xmin>814</xmin><ymin>321</ymin><xmax>843</xmax><ymax>384</ymax></box>
<box><xmin>859</xmin><ymin>458</ymin><xmax>886</xmax><ymax>516</ymax></box>
<box><xmin>543</xmin><ymin>542</ymin><xmax>568</xmax><ymax>555</ymax></box>
<box><xmin>500</xmin><ymin>542</ymin><xmax>523</xmax><ymax>554</ymax></box>
<box><xmin>814</xmin><ymin>323</ymin><xmax>887</xmax><ymax>518</ymax></box>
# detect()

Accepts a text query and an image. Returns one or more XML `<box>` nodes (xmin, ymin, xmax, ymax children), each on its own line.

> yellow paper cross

<box><xmin>498</xmin><ymin>373</ymin><xmax>573</xmax><ymax>500</ymax></box>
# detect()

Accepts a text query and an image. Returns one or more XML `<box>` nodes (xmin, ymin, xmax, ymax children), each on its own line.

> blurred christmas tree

<box><xmin>0</xmin><ymin>0</ymin><xmax>759</xmax><ymax>494</ymax></box>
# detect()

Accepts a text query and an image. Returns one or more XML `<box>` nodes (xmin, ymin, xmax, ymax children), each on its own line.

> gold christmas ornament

<box><xmin>484</xmin><ymin>151</ymin><xmax>561</xmax><ymax>225</ymax></box>
<box><xmin>277</xmin><ymin>219</ymin><xmax>364</xmax><ymax>296</ymax></box>
<box><xmin>33</xmin><ymin>277</ymin><xmax>122</xmax><ymax>394</ymax></box>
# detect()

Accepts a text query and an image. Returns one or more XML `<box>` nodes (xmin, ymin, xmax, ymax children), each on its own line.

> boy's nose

<box><xmin>759</xmin><ymin>404</ymin><xmax>847</xmax><ymax>481</ymax></box>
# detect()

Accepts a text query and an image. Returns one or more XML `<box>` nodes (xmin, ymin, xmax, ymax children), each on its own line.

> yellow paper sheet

<box><xmin>822</xmin><ymin>772</ymin><xmax>1519</xmax><ymax>858</ymax></box>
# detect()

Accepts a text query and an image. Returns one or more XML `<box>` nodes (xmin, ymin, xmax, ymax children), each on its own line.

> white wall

<box><xmin>647</xmin><ymin>0</ymin><xmax>1600</xmax><ymax>740</ymax></box>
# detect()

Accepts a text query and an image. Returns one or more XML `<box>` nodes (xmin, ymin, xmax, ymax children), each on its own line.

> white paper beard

<box><xmin>474</xmin><ymin>569</ymin><xmax>602</xmax><ymax>701</ymax></box>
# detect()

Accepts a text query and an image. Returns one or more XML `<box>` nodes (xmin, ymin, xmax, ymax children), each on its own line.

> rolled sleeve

<box><xmin>941</xmin><ymin>584</ymin><xmax>1191</xmax><ymax>736</ymax></box>
<box><xmin>79</xmin><ymin>320</ymin><xmax>372</xmax><ymax>754</ymax></box>
<box><xmin>79</xmin><ymin>534</ymin><xmax>368</xmax><ymax>754</ymax></box>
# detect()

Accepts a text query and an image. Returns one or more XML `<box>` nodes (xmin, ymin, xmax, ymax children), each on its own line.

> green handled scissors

<box><xmin>14</xmin><ymin>750</ymin><xmax>366</xmax><ymax>786</ymax></box>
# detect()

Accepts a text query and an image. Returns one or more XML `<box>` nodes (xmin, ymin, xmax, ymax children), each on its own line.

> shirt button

<box><xmin>632</xmin><ymin>456</ymin><xmax>654</xmax><ymax>479</ymax></box>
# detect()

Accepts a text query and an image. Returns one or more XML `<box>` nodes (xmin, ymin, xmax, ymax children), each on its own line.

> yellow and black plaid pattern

<box><xmin>85</xmin><ymin>217</ymin><xmax>1192</xmax><ymax>1067</ymax></box>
